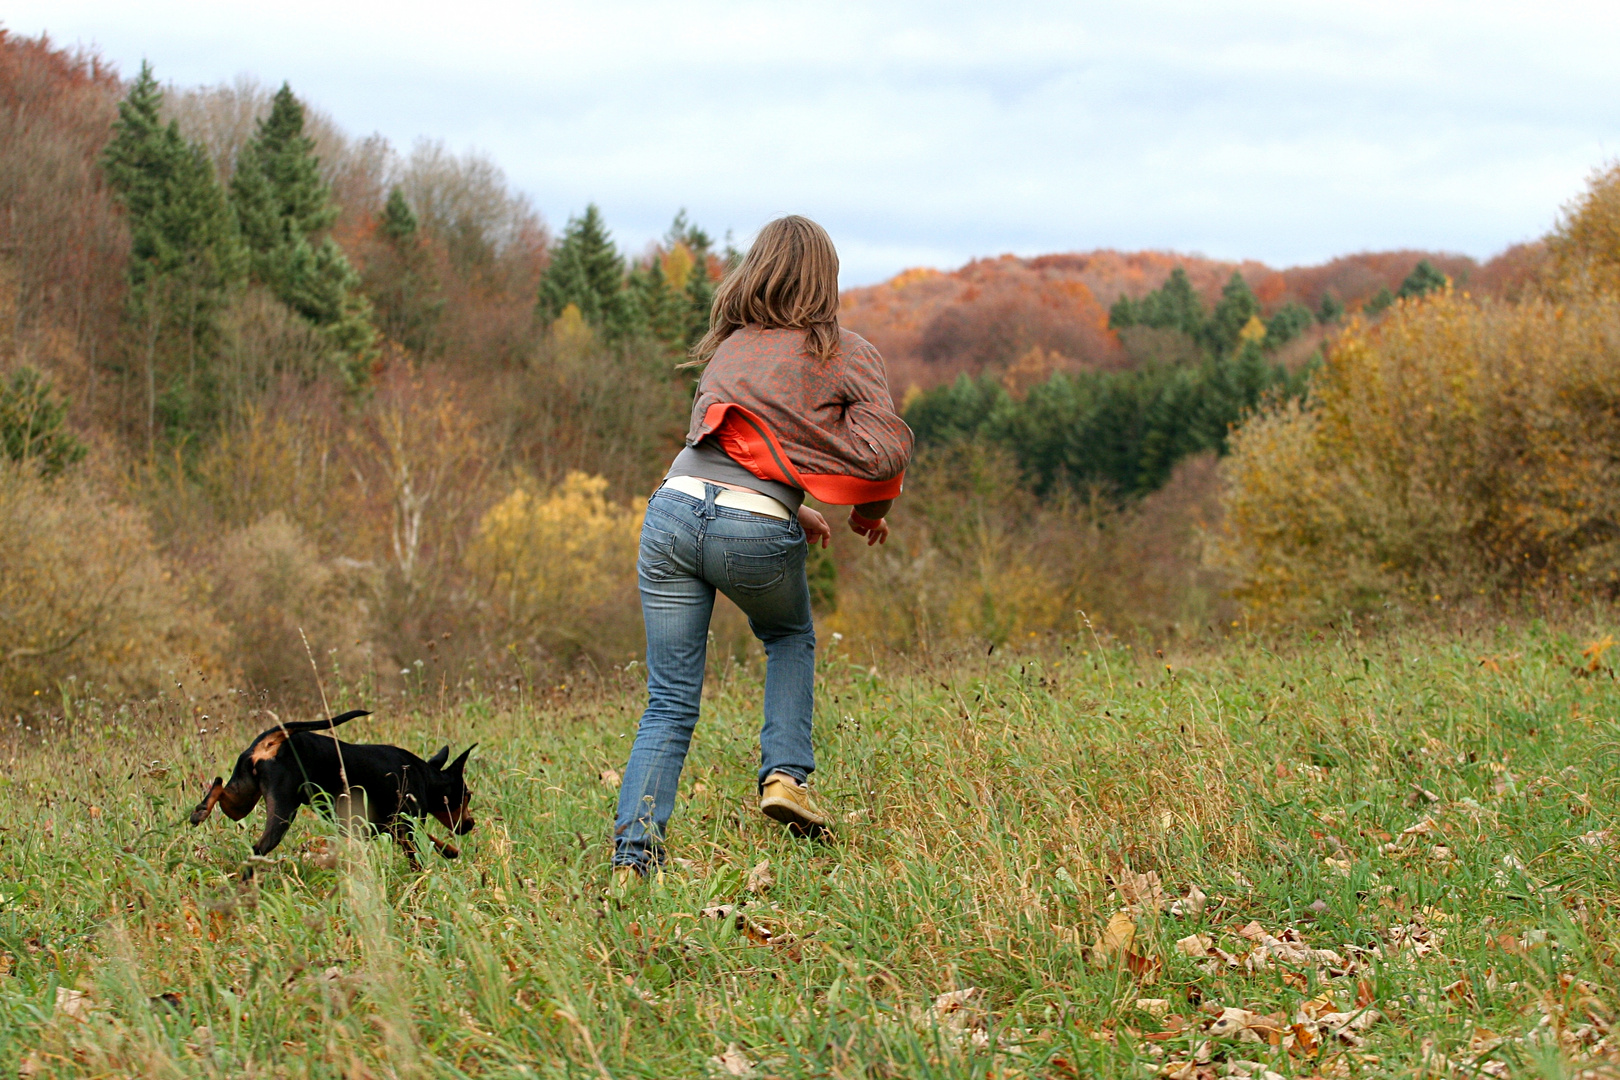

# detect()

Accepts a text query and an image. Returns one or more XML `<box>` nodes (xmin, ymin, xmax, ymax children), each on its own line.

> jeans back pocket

<box><xmin>724</xmin><ymin>548</ymin><xmax>787</xmax><ymax>593</ymax></box>
<box><xmin>638</xmin><ymin>525</ymin><xmax>682</xmax><ymax>582</ymax></box>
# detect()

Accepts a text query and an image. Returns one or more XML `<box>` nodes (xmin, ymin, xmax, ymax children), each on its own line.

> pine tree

<box><xmin>1203</xmin><ymin>273</ymin><xmax>1261</xmax><ymax>356</ymax></box>
<box><xmin>365</xmin><ymin>187</ymin><xmax>444</xmax><ymax>355</ymax></box>
<box><xmin>102</xmin><ymin>62</ymin><xmax>244</xmax><ymax>442</ymax></box>
<box><xmin>666</xmin><ymin>210</ymin><xmax>718</xmax><ymax>348</ymax></box>
<box><xmin>1108</xmin><ymin>268</ymin><xmax>1203</xmax><ymax>340</ymax></box>
<box><xmin>536</xmin><ymin>205</ymin><xmax>633</xmax><ymax>339</ymax></box>
<box><xmin>230</xmin><ymin>83</ymin><xmax>375</xmax><ymax>384</ymax></box>
<box><xmin>0</xmin><ymin>368</ymin><xmax>86</xmax><ymax>477</ymax></box>
<box><xmin>626</xmin><ymin>257</ymin><xmax>685</xmax><ymax>349</ymax></box>
<box><xmin>1317</xmin><ymin>292</ymin><xmax>1344</xmax><ymax>324</ymax></box>
<box><xmin>1397</xmin><ymin>259</ymin><xmax>1448</xmax><ymax>299</ymax></box>
<box><xmin>1264</xmin><ymin>302</ymin><xmax>1314</xmax><ymax>348</ymax></box>
<box><xmin>1364</xmin><ymin>287</ymin><xmax>1395</xmax><ymax>316</ymax></box>
<box><xmin>381</xmin><ymin>186</ymin><xmax>417</xmax><ymax>243</ymax></box>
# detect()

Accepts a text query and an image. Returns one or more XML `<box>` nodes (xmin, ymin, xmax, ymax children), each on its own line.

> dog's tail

<box><xmin>276</xmin><ymin>709</ymin><xmax>371</xmax><ymax>734</ymax></box>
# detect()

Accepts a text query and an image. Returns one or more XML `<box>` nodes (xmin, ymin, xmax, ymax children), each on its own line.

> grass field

<box><xmin>2</xmin><ymin>619</ymin><xmax>1619</xmax><ymax>1078</ymax></box>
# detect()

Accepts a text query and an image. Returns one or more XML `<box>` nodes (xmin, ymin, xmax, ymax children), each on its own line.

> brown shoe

<box><xmin>759</xmin><ymin>772</ymin><xmax>829</xmax><ymax>835</ymax></box>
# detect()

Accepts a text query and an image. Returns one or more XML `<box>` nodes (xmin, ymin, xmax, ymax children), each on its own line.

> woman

<box><xmin>612</xmin><ymin>215</ymin><xmax>913</xmax><ymax>882</ymax></box>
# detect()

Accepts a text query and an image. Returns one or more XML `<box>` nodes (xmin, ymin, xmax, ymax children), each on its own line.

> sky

<box><xmin>10</xmin><ymin>0</ymin><xmax>1620</xmax><ymax>285</ymax></box>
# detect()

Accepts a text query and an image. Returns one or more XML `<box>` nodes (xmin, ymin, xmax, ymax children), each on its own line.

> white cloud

<box><xmin>10</xmin><ymin>0</ymin><xmax>1619</xmax><ymax>283</ymax></box>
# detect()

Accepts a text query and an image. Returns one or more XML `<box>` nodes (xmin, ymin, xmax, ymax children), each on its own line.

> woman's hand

<box><xmin>848</xmin><ymin>509</ymin><xmax>889</xmax><ymax>546</ymax></box>
<box><xmin>797</xmin><ymin>504</ymin><xmax>832</xmax><ymax>548</ymax></box>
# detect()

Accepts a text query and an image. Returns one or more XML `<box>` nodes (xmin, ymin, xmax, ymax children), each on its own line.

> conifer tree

<box><xmin>1108</xmin><ymin>267</ymin><xmax>1203</xmax><ymax>340</ymax></box>
<box><xmin>1317</xmin><ymin>292</ymin><xmax>1344</xmax><ymax>324</ymax></box>
<box><xmin>230</xmin><ymin>83</ymin><xmax>375</xmax><ymax>384</ymax></box>
<box><xmin>1263</xmin><ymin>302</ymin><xmax>1314</xmax><ymax>348</ymax></box>
<box><xmin>102</xmin><ymin>62</ymin><xmax>243</xmax><ymax>442</ymax></box>
<box><xmin>1397</xmin><ymin>259</ymin><xmax>1448</xmax><ymax>299</ymax></box>
<box><xmin>381</xmin><ymin>186</ymin><xmax>417</xmax><ymax>243</ymax></box>
<box><xmin>666</xmin><ymin>210</ymin><xmax>718</xmax><ymax>348</ymax></box>
<box><xmin>364</xmin><ymin>187</ymin><xmax>443</xmax><ymax>355</ymax></box>
<box><xmin>1364</xmin><ymin>286</ymin><xmax>1395</xmax><ymax>316</ymax></box>
<box><xmin>536</xmin><ymin>205</ymin><xmax>633</xmax><ymax>340</ymax></box>
<box><xmin>1202</xmin><ymin>272</ymin><xmax>1261</xmax><ymax>356</ymax></box>
<box><xmin>626</xmin><ymin>257</ymin><xmax>684</xmax><ymax>349</ymax></box>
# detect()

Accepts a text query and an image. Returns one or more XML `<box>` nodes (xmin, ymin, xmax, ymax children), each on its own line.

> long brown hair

<box><xmin>687</xmin><ymin>215</ymin><xmax>840</xmax><ymax>366</ymax></box>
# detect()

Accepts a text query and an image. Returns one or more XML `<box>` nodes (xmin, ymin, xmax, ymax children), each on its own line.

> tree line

<box><xmin>902</xmin><ymin>258</ymin><xmax>1452</xmax><ymax>500</ymax></box>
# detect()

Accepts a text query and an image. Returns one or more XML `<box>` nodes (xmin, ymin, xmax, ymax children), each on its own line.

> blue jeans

<box><xmin>613</xmin><ymin>485</ymin><xmax>816</xmax><ymax>872</ymax></box>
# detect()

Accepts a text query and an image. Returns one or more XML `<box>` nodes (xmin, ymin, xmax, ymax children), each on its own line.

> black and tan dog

<box><xmin>189</xmin><ymin>709</ymin><xmax>475</xmax><ymax>869</ymax></box>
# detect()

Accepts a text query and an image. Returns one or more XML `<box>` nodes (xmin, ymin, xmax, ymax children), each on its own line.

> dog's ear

<box><xmin>426</xmin><ymin>745</ymin><xmax>450</xmax><ymax>770</ymax></box>
<box><xmin>448</xmin><ymin>745</ymin><xmax>475</xmax><ymax>775</ymax></box>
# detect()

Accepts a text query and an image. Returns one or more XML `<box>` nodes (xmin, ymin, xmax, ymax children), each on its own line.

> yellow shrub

<box><xmin>209</xmin><ymin>513</ymin><xmax>372</xmax><ymax>702</ymax></box>
<box><xmin>0</xmin><ymin>464</ymin><xmax>222</xmax><ymax>713</ymax></box>
<box><xmin>467</xmin><ymin>472</ymin><xmax>642</xmax><ymax>656</ymax></box>
<box><xmin>1220</xmin><ymin>290</ymin><xmax>1620</xmax><ymax>619</ymax></box>
<box><xmin>1548</xmin><ymin>161</ymin><xmax>1620</xmax><ymax>295</ymax></box>
<box><xmin>827</xmin><ymin>444</ymin><xmax>1228</xmax><ymax>650</ymax></box>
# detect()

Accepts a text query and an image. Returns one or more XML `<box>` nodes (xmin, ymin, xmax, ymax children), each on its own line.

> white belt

<box><xmin>660</xmin><ymin>475</ymin><xmax>791</xmax><ymax>520</ymax></box>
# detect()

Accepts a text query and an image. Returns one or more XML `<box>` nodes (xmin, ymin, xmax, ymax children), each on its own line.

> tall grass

<box><xmin>2</xmin><ymin>618</ymin><xmax>1618</xmax><ymax>1076</ymax></box>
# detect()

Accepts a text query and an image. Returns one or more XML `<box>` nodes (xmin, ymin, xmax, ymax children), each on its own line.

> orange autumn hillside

<box><xmin>841</xmin><ymin>244</ymin><xmax>1544</xmax><ymax>392</ymax></box>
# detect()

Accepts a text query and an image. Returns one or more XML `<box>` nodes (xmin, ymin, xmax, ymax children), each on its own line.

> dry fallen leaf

<box><xmin>1094</xmin><ymin>909</ymin><xmax>1136</xmax><ymax>963</ymax></box>
<box><xmin>930</xmin><ymin>986</ymin><xmax>984</xmax><ymax>1022</ymax></box>
<box><xmin>708</xmin><ymin>1043</ymin><xmax>756</xmax><ymax>1077</ymax></box>
<box><xmin>925</xmin><ymin>987</ymin><xmax>989</xmax><ymax>1046</ymax></box>
<box><xmin>1135</xmin><ymin>998</ymin><xmax>1171</xmax><ymax>1020</ymax></box>
<box><xmin>1118</xmin><ymin>870</ymin><xmax>1168</xmax><ymax>913</ymax></box>
<box><xmin>1126</xmin><ymin>950</ymin><xmax>1163</xmax><ymax>982</ymax></box>
<box><xmin>745</xmin><ymin>859</ymin><xmax>773</xmax><ymax>894</ymax></box>
<box><xmin>1169</xmin><ymin>884</ymin><xmax>1207</xmax><ymax>918</ymax></box>
<box><xmin>1208</xmin><ymin>1007</ymin><xmax>1285</xmax><ymax>1044</ymax></box>
<box><xmin>1176</xmin><ymin>933</ymin><xmax>1214</xmax><ymax>958</ymax></box>
<box><xmin>56</xmin><ymin>987</ymin><xmax>90</xmax><ymax>1021</ymax></box>
<box><xmin>599</xmin><ymin>769</ymin><xmax>622</xmax><ymax>789</ymax></box>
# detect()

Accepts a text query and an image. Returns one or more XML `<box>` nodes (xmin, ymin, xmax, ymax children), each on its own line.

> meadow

<box><xmin>2</xmin><ymin>617</ymin><xmax>1617</xmax><ymax>1078</ymax></box>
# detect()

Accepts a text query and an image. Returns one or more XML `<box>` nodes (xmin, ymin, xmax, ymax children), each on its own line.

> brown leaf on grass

<box><xmin>1207</xmin><ymin>1007</ymin><xmax>1285</xmax><ymax>1044</ymax></box>
<box><xmin>1126</xmin><ymin>951</ymin><xmax>1163</xmax><ymax>982</ymax></box>
<box><xmin>745</xmin><ymin>859</ymin><xmax>772</xmax><ymax>894</ymax></box>
<box><xmin>1118</xmin><ymin>870</ymin><xmax>1168</xmax><ymax>913</ymax></box>
<box><xmin>1135</xmin><ymin>998</ymin><xmax>1171</xmax><ymax>1020</ymax></box>
<box><xmin>1093</xmin><ymin>909</ymin><xmax>1136</xmax><ymax>963</ymax></box>
<box><xmin>1399</xmin><ymin>817</ymin><xmax>1438</xmax><ymax>839</ymax></box>
<box><xmin>924</xmin><ymin>987</ymin><xmax>989</xmax><ymax>1047</ymax></box>
<box><xmin>1443</xmin><ymin>977</ymin><xmax>1475</xmax><ymax>1005</ymax></box>
<box><xmin>708</xmin><ymin>1043</ymin><xmax>756</xmax><ymax>1077</ymax></box>
<box><xmin>1581</xmin><ymin>635</ymin><xmax>1615</xmax><ymax>673</ymax></box>
<box><xmin>599</xmin><ymin>769</ymin><xmax>621</xmax><ymax>789</ymax></box>
<box><xmin>1224</xmin><ymin>1061</ymin><xmax>1285</xmax><ymax>1080</ymax></box>
<box><xmin>1236</xmin><ymin>922</ymin><xmax>1347</xmax><ymax>969</ymax></box>
<box><xmin>1170</xmin><ymin>885</ymin><xmax>1207</xmax><ymax>917</ymax></box>
<box><xmin>1355</xmin><ymin>979</ymin><xmax>1375</xmax><ymax>1009</ymax></box>
<box><xmin>1176</xmin><ymin>933</ymin><xmax>1214</xmax><ymax>958</ymax></box>
<box><xmin>55</xmin><ymin>987</ymin><xmax>90</xmax><ymax>1021</ymax></box>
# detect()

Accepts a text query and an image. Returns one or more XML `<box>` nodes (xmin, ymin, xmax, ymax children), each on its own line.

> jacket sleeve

<box><xmin>837</xmin><ymin>339</ymin><xmax>915</xmax><ymax>482</ymax></box>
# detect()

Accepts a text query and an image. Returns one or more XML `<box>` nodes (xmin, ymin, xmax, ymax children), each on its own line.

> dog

<box><xmin>189</xmin><ymin>709</ymin><xmax>475</xmax><ymax>870</ymax></box>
